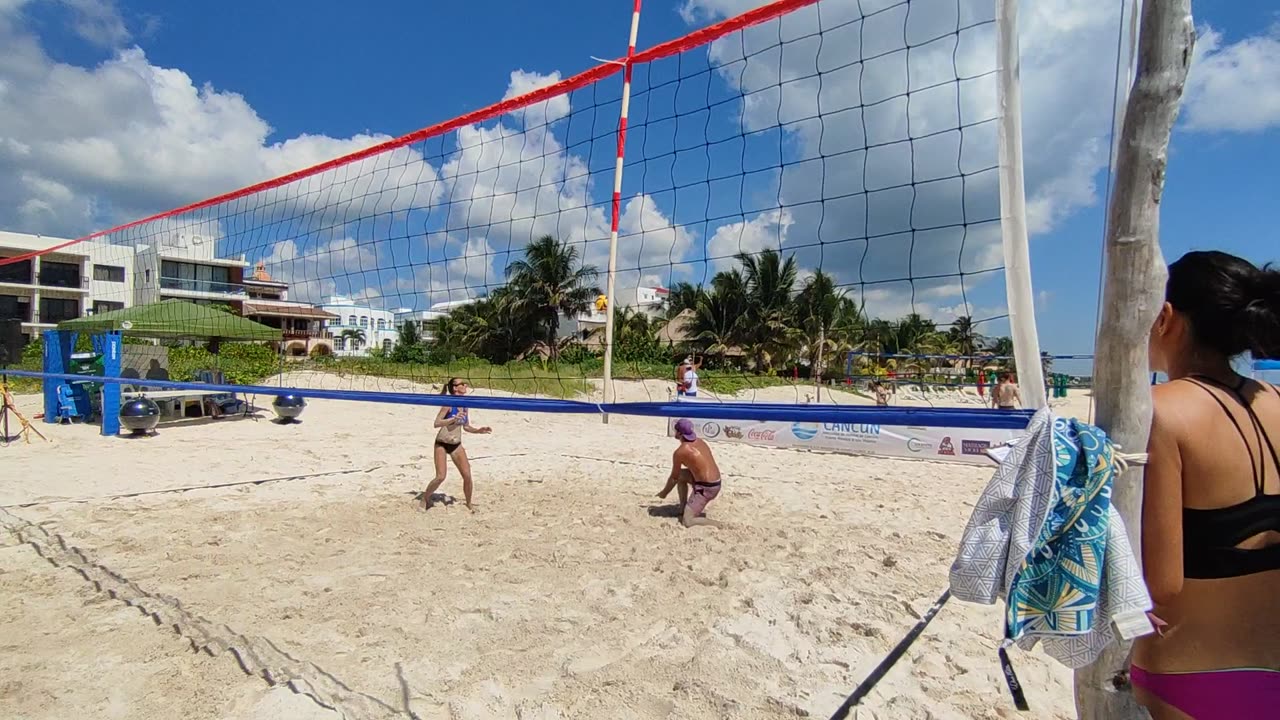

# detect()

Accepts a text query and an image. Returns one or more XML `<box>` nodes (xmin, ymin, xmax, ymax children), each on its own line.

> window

<box><xmin>38</xmin><ymin>261</ymin><xmax>80</xmax><ymax>289</ymax></box>
<box><xmin>376</xmin><ymin>318</ymin><xmax>386</xmax><ymax>330</ymax></box>
<box><xmin>92</xmin><ymin>301</ymin><xmax>124</xmax><ymax>315</ymax></box>
<box><xmin>93</xmin><ymin>264</ymin><xmax>125</xmax><ymax>282</ymax></box>
<box><xmin>383</xmin><ymin>339</ymin><xmax>392</xmax><ymax>352</ymax></box>
<box><xmin>39</xmin><ymin>297</ymin><xmax>81</xmax><ymax>324</ymax></box>
<box><xmin>0</xmin><ymin>258</ymin><xmax>32</xmax><ymax>285</ymax></box>
<box><xmin>348</xmin><ymin>315</ymin><xmax>357</xmax><ymax>326</ymax></box>
<box><xmin>359</xmin><ymin>316</ymin><xmax>369</xmax><ymax>328</ymax></box>
<box><xmin>334</xmin><ymin>337</ymin><xmax>345</xmax><ymax>351</ymax></box>
<box><xmin>0</xmin><ymin>295</ymin><xmax>31</xmax><ymax>322</ymax></box>
<box><xmin>160</xmin><ymin>260</ymin><xmax>232</xmax><ymax>294</ymax></box>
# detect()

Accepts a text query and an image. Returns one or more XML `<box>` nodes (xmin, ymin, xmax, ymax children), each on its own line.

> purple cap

<box><xmin>674</xmin><ymin>418</ymin><xmax>696</xmax><ymax>441</ymax></box>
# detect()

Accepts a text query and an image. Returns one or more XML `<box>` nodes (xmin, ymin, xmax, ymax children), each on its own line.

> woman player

<box><xmin>1133</xmin><ymin>250</ymin><xmax>1280</xmax><ymax>718</ymax></box>
<box><xmin>423</xmin><ymin>377</ymin><xmax>491</xmax><ymax>512</ymax></box>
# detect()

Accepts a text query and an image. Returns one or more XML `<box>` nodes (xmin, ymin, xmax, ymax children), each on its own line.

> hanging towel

<box><xmin>950</xmin><ymin>407</ymin><xmax>1153</xmax><ymax>671</ymax></box>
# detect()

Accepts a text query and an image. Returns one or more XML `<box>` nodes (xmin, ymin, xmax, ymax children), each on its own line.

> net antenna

<box><xmin>600</xmin><ymin>0</ymin><xmax>645</xmax><ymax>424</ymax></box>
<box><xmin>995</xmin><ymin>0</ymin><xmax>1044</xmax><ymax>409</ymax></box>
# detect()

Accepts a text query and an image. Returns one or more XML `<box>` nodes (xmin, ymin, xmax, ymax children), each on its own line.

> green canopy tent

<box><xmin>58</xmin><ymin>299</ymin><xmax>282</xmax><ymax>341</ymax></box>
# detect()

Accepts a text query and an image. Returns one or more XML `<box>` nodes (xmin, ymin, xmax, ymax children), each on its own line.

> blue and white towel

<box><xmin>949</xmin><ymin>407</ymin><xmax>1152</xmax><ymax>668</ymax></box>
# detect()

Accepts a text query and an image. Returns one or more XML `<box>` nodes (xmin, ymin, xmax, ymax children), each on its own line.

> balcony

<box><xmin>159</xmin><ymin>276</ymin><xmax>248</xmax><ymax>300</ymax></box>
<box><xmin>36</xmin><ymin>274</ymin><xmax>90</xmax><ymax>293</ymax></box>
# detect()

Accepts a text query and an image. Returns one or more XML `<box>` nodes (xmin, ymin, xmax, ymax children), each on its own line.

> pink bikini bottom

<box><xmin>1130</xmin><ymin>664</ymin><xmax>1280</xmax><ymax>719</ymax></box>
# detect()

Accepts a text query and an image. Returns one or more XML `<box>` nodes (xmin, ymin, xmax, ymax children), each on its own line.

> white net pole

<box><xmin>995</xmin><ymin>0</ymin><xmax>1046</xmax><ymax>409</ymax></box>
<box><xmin>600</xmin><ymin>0</ymin><xmax>644</xmax><ymax>424</ymax></box>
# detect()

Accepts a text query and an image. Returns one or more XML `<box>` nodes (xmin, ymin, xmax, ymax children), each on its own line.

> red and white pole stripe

<box><xmin>601</xmin><ymin>0</ymin><xmax>643</xmax><ymax>420</ymax></box>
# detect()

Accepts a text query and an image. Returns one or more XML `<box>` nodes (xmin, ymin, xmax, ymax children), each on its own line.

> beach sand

<box><xmin>1</xmin><ymin>375</ymin><xmax>1088</xmax><ymax>719</ymax></box>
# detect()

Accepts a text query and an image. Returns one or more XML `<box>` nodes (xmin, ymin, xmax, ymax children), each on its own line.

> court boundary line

<box><xmin>0</xmin><ymin>506</ymin><xmax>411</xmax><ymax>719</ymax></box>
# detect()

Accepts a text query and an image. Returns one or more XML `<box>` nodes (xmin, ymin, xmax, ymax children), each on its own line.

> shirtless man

<box><xmin>656</xmin><ymin>418</ymin><xmax>723</xmax><ymax>528</ymax></box>
<box><xmin>992</xmin><ymin>372</ymin><xmax>1021</xmax><ymax>410</ymax></box>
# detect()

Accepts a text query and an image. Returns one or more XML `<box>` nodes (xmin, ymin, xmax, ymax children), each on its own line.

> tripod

<box><xmin>1</xmin><ymin>373</ymin><xmax>47</xmax><ymax>445</ymax></box>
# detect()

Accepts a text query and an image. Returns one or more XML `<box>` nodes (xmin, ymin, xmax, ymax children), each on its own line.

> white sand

<box><xmin>0</xmin><ymin>377</ymin><xmax>1086</xmax><ymax>719</ymax></box>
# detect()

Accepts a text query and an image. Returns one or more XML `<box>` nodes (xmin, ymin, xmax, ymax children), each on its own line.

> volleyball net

<box><xmin>1</xmin><ymin>0</ymin><xmax>1043</xmax><ymax>433</ymax></box>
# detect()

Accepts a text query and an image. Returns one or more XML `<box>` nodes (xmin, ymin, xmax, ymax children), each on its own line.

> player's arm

<box><xmin>432</xmin><ymin>406</ymin><xmax>455</xmax><ymax>428</ymax></box>
<box><xmin>657</xmin><ymin>451</ymin><xmax>683</xmax><ymax>498</ymax></box>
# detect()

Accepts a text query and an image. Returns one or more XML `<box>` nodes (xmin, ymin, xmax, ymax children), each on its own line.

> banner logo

<box><xmin>791</xmin><ymin>423</ymin><xmax>819</xmax><ymax>441</ymax></box>
<box><xmin>938</xmin><ymin>436</ymin><xmax>956</xmax><ymax>455</ymax></box>
<box><xmin>701</xmin><ymin>422</ymin><xmax>721</xmax><ymax>438</ymax></box>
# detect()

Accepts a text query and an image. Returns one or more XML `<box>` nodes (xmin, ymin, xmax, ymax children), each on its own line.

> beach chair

<box><xmin>55</xmin><ymin>384</ymin><xmax>83</xmax><ymax>424</ymax></box>
<box><xmin>195</xmin><ymin>369</ymin><xmax>248</xmax><ymax>417</ymax></box>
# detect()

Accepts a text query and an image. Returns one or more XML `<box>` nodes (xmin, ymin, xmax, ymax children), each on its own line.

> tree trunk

<box><xmin>815</xmin><ymin>326</ymin><xmax>825</xmax><ymax>402</ymax></box>
<box><xmin>1075</xmin><ymin>1</ymin><xmax>1193</xmax><ymax>718</ymax></box>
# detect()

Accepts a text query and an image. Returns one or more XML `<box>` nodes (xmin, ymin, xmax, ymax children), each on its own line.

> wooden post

<box><xmin>1075</xmin><ymin>1</ymin><xmax>1194</xmax><ymax>718</ymax></box>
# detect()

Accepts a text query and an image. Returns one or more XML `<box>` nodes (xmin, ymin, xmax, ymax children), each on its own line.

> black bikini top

<box><xmin>1180</xmin><ymin>375</ymin><xmax>1280</xmax><ymax>580</ymax></box>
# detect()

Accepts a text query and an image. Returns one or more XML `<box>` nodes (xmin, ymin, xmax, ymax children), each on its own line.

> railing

<box><xmin>37</xmin><ymin>274</ymin><xmax>89</xmax><ymax>290</ymax></box>
<box><xmin>159</xmin><ymin>277</ymin><xmax>247</xmax><ymax>296</ymax></box>
<box><xmin>281</xmin><ymin>330</ymin><xmax>320</xmax><ymax>340</ymax></box>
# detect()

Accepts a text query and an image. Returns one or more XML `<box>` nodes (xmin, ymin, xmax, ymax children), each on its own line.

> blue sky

<box><xmin>2</xmin><ymin>0</ymin><xmax>1278</xmax><ymax>375</ymax></box>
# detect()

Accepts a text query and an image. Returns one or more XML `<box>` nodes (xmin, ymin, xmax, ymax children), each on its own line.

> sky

<box><xmin>1</xmin><ymin>0</ymin><xmax>1278</xmax><ymax>375</ymax></box>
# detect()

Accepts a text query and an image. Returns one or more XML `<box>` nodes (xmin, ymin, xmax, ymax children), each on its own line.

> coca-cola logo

<box><xmin>938</xmin><ymin>436</ymin><xmax>956</xmax><ymax>455</ymax></box>
<box><xmin>747</xmin><ymin>429</ymin><xmax>777</xmax><ymax>441</ymax></box>
<box><xmin>961</xmin><ymin>439</ymin><xmax>991</xmax><ymax>455</ymax></box>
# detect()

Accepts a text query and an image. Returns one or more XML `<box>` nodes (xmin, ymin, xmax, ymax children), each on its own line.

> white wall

<box><xmin>323</xmin><ymin>295</ymin><xmax>398</xmax><ymax>356</ymax></box>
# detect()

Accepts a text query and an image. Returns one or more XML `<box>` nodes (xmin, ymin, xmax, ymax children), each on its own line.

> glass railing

<box><xmin>37</xmin><ymin>274</ymin><xmax>88</xmax><ymax>290</ymax></box>
<box><xmin>159</xmin><ymin>277</ymin><xmax>247</xmax><ymax>296</ymax></box>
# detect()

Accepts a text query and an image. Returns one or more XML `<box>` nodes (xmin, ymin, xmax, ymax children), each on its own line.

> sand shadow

<box><xmin>410</xmin><ymin>490</ymin><xmax>456</xmax><ymax>508</ymax></box>
<box><xmin>646</xmin><ymin>503</ymin><xmax>684</xmax><ymax>518</ymax></box>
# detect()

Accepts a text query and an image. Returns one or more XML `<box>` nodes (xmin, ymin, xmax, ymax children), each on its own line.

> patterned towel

<box><xmin>950</xmin><ymin>407</ymin><xmax>1151</xmax><ymax>668</ymax></box>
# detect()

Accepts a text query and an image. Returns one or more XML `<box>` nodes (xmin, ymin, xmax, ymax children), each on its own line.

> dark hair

<box><xmin>441</xmin><ymin>377</ymin><xmax>464</xmax><ymax>395</ymax></box>
<box><xmin>1166</xmin><ymin>250</ymin><xmax>1280</xmax><ymax>359</ymax></box>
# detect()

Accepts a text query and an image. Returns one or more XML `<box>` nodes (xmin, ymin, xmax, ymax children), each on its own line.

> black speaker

<box><xmin>0</xmin><ymin>319</ymin><xmax>22</xmax><ymax>368</ymax></box>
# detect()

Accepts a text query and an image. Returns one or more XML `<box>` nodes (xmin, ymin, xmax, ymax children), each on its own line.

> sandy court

<box><xmin>2</xmin><ymin>375</ymin><xmax>1083</xmax><ymax>718</ymax></box>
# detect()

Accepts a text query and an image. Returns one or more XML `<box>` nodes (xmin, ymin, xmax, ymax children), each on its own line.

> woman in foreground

<box><xmin>1134</xmin><ymin>250</ymin><xmax>1280</xmax><ymax>718</ymax></box>
<box><xmin>423</xmin><ymin>377</ymin><xmax>491</xmax><ymax>512</ymax></box>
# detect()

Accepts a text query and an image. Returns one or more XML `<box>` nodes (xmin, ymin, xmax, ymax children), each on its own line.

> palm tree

<box><xmin>947</xmin><ymin>315</ymin><xmax>985</xmax><ymax>367</ymax></box>
<box><xmin>504</xmin><ymin>235</ymin><xmax>600</xmax><ymax>359</ymax></box>
<box><xmin>985</xmin><ymin>335</ymin><xmax>1016</xmax><ymax>369</ymax></box>
<box><xmin>664</xmin><ymin>281</ymin><xmax>704</xmax><ymax>320</ymax></box>
<box><xmin>736</xmin><ymin>249</ymin><xmax>799</xmax><ymax>372</ymax></box>
<box><xmin>339</xmin><ymin>327</ymin><xmax>366</xmax><ymax>350</ymax></box>
<box><xmin>794</xmin><ymin>270</ymin><xmax>843</xmax><ymax>382</ymax></box>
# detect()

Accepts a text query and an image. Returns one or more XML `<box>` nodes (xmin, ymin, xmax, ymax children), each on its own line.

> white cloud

<box><xmin>60</xmin><ymin>0</ymin><xmax>131</xmax><ymax>48</ymax></box>
<box><xmin>1184</xmin><ymin>24</ymin><xmax>1280</xmax><ymax>133</ymax></box>
<box><xmin>705</xmin><ymin>208</ymin><xmax>792</xmax><ymax>272</ymax></box>
<box><xmin>676</xmin><ymin>0</ymin><xmax>1135</xmax><ymax>324</ymax></box>
<box><xmin>502</xmin><ymin>69</ymin><xmax>571</xmax><ymax>127</ymax></box>
<box><xmin>0</xmin><ymin>8</ymin><xmax>437</xmax><ymax>242</ymax></box>
<box><xmin>425</xmin><ymin>71</ymin><xmax>693</xmax><ymax>304</ymax></box>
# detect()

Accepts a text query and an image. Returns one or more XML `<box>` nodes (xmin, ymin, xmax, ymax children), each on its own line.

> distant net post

<box><xmin>995</xmin><ymin>0</ymin><xmax>1045</xmax><ymax>409</ymax></box>
<box><xmin>1076</xmin><ymin>1</ymin><xmax>1194</xmax><ymax>719</ymax></box>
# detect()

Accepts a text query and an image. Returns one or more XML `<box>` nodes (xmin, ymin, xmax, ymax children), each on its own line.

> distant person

<box><xmin>656</xmin><ymin>418</ymin><xmax>723</xmax><ymax>528</ymax></box>
<box><xmin>1131</xmin><ymin>250</ymin><xmax>1280</xmax><ymax>719</ymax></box>
<box><xmin>423</xmin><ymin>377</ymin><xmax>491</xmax><ymax>512</ymax></box>
<box><xmin>677</xmin><ymin>356</ymin><xmax>702</xmax><ymax>399</ymax></box>
<box><xmin>872</xmin><ymin>381</ymin><xmax>891</xmax><ymax>407</ymax></box>
<box><xmin>991</xmin><ymin>372</ymin><xmax>1021</xmax><ymax>410</ymax></box>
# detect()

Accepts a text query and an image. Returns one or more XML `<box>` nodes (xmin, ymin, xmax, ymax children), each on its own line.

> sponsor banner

<box><xmin>668</xmin><ymin>403</ymin><xmax>1019</xmax><ymax>465</ymax></box>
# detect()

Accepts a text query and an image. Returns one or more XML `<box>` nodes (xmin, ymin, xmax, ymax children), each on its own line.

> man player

<box><xmin>656</xmin><ymin>418</ymin><xmax>723</xmax><ymax>528</ymax></box>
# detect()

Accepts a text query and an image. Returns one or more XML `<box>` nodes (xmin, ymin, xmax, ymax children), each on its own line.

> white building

<box><xmin>0</xmin><ymin>231</ymin><xmax>136</xmax><ymax>343</ymax></box>
<box><xmin>322</xmin><ymin>295</ymin><xmax>399</xmax><ymax>356</ymax></box>
<box><xmin>133</xmin><ymin>230</ymin><xmax>250</xmax><ymax>309</ymax></box>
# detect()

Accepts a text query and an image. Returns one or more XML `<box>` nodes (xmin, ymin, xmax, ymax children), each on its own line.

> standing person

<box><xmin>991</xmin><ymin>372</ymin><xmax>1021</xmax><ymax>410</ymax></box>
<box><xmin>655</xmin><ymin>419</ymin><xmax>723</xmax><ymax>528</ymax></box>
<box><xmin>1132</xmin><ymin>250</ymin><xmax>1280</xmax><ymax>719</ymax></box>
<box><xmin>680</xmin><ymin>356</ymin><xmax>702</xmax><ymax>399</ymax></box>
<box><xmin>423</xmin><ymin>377</ymin><xmax>491</xmax><ymax>512</ymax></box>
<box><xmin>872</xmin><ymin>380</ymin><xmax>891</xmax><ymax>407</ymax></box>
<box><xmin>675</xmin><ymin>357</ymin><xmax>690</xmax><ymax>397</ymax></box>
